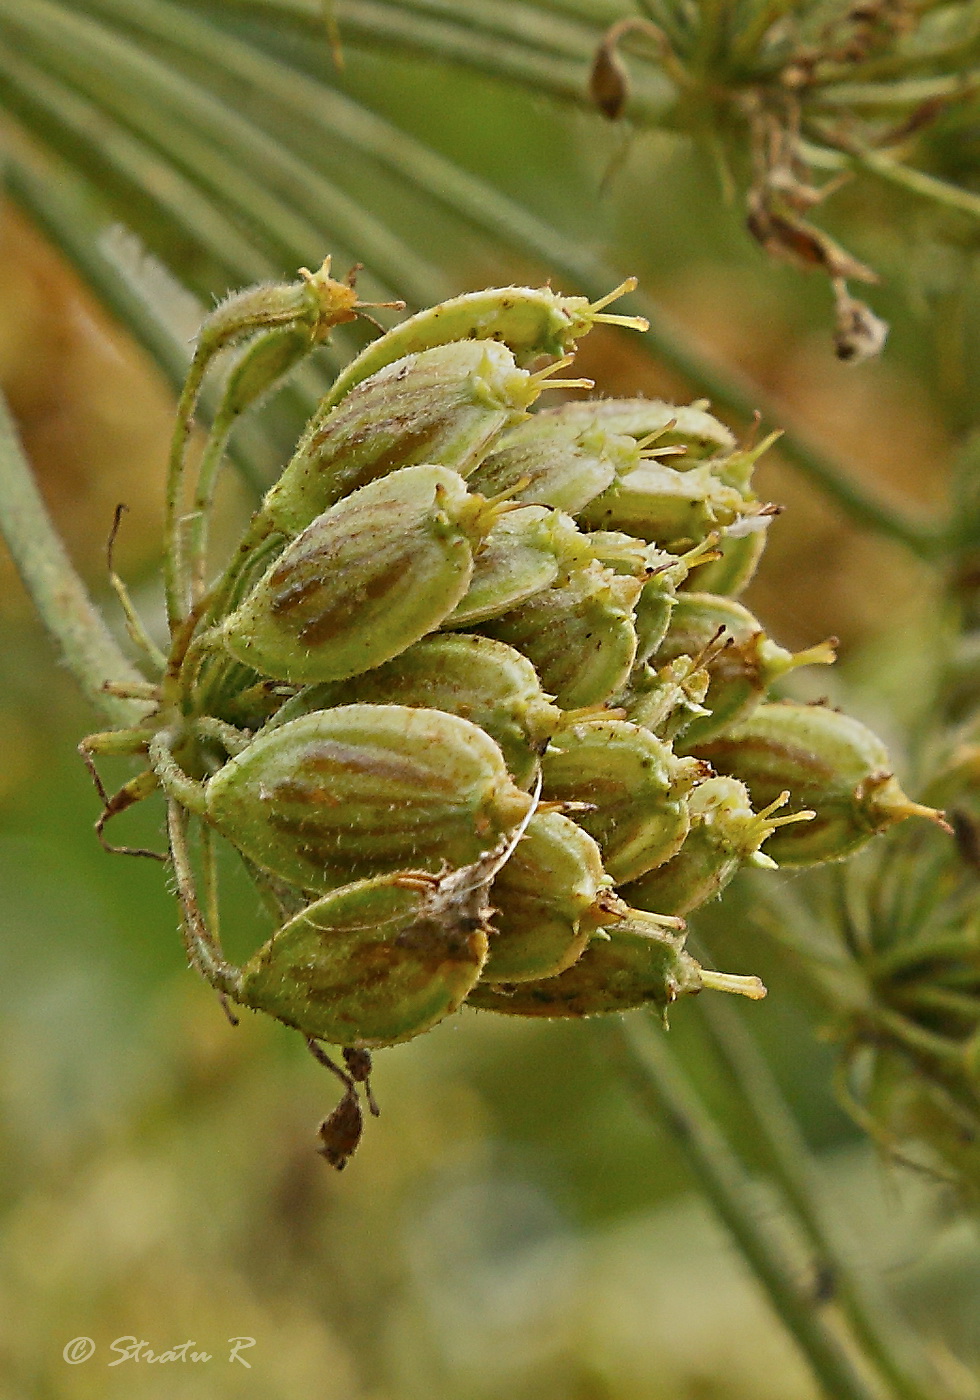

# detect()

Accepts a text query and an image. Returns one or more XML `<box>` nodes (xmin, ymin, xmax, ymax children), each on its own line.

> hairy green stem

<box><xmin>0</xmin><ymin>390</ymin><xmax>147</xmax><ymax>727</ymax></box>
<box><xmin>606</xmin><ymin>1015</ymin><xmax>888</xmax><ymax>1400</ymax></box>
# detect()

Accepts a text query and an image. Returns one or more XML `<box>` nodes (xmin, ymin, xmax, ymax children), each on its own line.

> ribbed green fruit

<box><xmin>660</xmin><ymin>592</ymin><xmax>837</xmax><ymax>747</ymax></box>
<box><xmin>260</xmin><ymin>340</ymin><xmax>540</xmax><ymax>534</ymax></box>
<box><xmin>481</xmin><ymin>812</ymin><xmax>611</xmax><ymax>983</ymax></box>
<box><xmin>624</xmin><ymin>776</ymin><xmax>812</xmax><ymax>915</ymax></box>
<box><xmin>469</xmin><ymin>904</ymin><xmax>765</xmax><ymax>1016</ymax></box>
<box><xmin>541</xmin><ymin>719</ymin><xmax>707</xmax><ymax>883</ymax></box>
<box><xmin>266</xmin><ymin>634</ymin><xmax>561</xmax><ymax>788</ymax></box>
<box><xmin>222</xmin><ymin>465</ymin><xmax>495</xmax><ymax>685</ymax></box>
<box><xmin>693</xmin><ymin>702</ymin><xmax>946</xmax><ymax>864</ymax></box>
<box><xmin>484</xmin><ymin>559</ymin><xmax>641</xmax><ymax>708</ymax></box>
<box><xmin>235</xmin><ymin>861</ymin><xmax>496</xmax><ymax>1047</ymax></box>
<box><xmin>206</xmin><ymin>704</ymin><xmax>533</xmax><ymax>891</ymax></box>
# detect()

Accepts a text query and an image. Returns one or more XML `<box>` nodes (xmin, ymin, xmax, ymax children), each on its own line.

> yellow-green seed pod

<box><xmin>265</xmin><ymin>633</ymin><xmax>562</xmax><ymax>788</ymax></box>
<box><xmin>468</xmin><ymin>903</ymin><xmax>765</xmax><ymax>1017</ymax></box>
<box><xmin>484</xmin><ymin>560</ymin><xmax>641</xmax><ymax>709</ymax></box>
<box><xmin>320</xmin><ymin>279</ymin><xmax>647</xmax><ymax>410</ymax></box>
<box><xmin>481</xmin><ymin>812</ymin><xmax>612</xmax><ymax>983</ymax></box>
<box><xmin>579</xmin><ymin>460</ymin><xmax>754</xmax><ymax>550</ymax></box>
<box><xmin>469</xmin><ymin>412</ymin><xmax>638</xmax><ymax>514</ymax></box>
<box><xmin>632</xmin><ymin>539</ymin><xmax>720</xmax><ymax>663</ymax></box>
<box><xmin>235</xmin><ymin>860</ymin><xmax>496</xmax><ymax>1047</ymax></box>
<box><xmin>541</xmin><ymin>719</ymin><xmax>708</xmax><ymax>883</ymax></box>
<box><xmin>259</xmin><ymin>340</ymin><xmax>541</xmax><ymax>535</ymax></box>
<box><xmin>443</xmin><ymin>506</ymin><xmax>588</xmax><ymax>627</ymax></box>
<box><xmin>206</xmin><ymin>704</ymin><xmax>533</xmax><ymax>891</ymax></box>
<box><xmin>683</xmin><ymin>520</ymin><xmax>771</xmax><ymax>597</ymax></box>
<box><xmin>550</xmin><ymin>397</ymin><xmax>736</xmax><ymax>460</ymax></box>
<box><xmin>583</xmin><ymin>530</ymin><xmax>653</xmax><ymax>576</ymax></box>
<box><xmin>616</xmin><ymin>656</ymin><xmax>712</xmax><ymax>744</ymax></box>
<box><xmin>624</xmin><ymin>777</ymin><xmax>813</xmax><ymax>915</ymax></box>
<box><xmin>221</xmin><ymin>465</ymin><xmax>496</xmax><ymax>685</ymax></box>
<box><xmin>196</xmin><ymin>257</ymin><xmax>362</xmax><ymax>360</ymax></box>
<box><xmin>693</xmin><ymin>702</ymin><xmax>948</xmax><ymax>865</ymax></box>
<box><xmin>660</xmin><ymin>593</ymin><xmax>837</xmax><ymax>748</ymax></box>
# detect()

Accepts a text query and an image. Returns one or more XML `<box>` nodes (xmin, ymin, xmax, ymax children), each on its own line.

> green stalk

<box><xmin>694</xmin><ymin>993</ymin><xmax>955</xmax><ymax>1400</ymax></box>
<box><xmin>606</xmin><ymin>1014</ymin><xmax>889</xmax><ymax>1400</ymax></box>
<box><xmin>815</xmin><ymin>128</ymin><xmax>980</xmax><ymax>224</ymax></box>
<box><xmin>0</xmin><ymin>391</ymin><xmax>147</xmax><ymax>727</ymax></box>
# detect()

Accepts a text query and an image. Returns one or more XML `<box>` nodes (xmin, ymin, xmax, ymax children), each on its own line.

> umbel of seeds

<box><xmin>80</xmin><ymin>264</ymin><xmax>948</xmax><ymax>1168</ymax></box>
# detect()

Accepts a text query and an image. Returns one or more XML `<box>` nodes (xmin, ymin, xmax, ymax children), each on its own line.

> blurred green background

<box><xmin>2</xmin><ymin>9</ymin><xmax>980</xmax><ymax>1397</ymax></box>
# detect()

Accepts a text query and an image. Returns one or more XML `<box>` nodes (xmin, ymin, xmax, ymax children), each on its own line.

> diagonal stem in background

<box><xmin>605</xmin><ymin>1014</ymin><xmax>894</xmax><ymax>1400</ymax></box>
<box><xmin>692</xmin><ymin>991</ymin><xmax>957</xmax><ymax>1400</ymax></box>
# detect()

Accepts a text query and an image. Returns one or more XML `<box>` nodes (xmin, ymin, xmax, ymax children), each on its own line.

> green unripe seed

<box><xmin>633</xmin><ymin>539</ymin><xmax>720</xmax><ymax>663</ymax></box>
<box><xmin>661</xmin><ymin>592</ymin><xmax>837</xmax><ymax>748</ymax></box>
<box><xmin>206</xmin><ymin>704</ymin><xmax>534</xmax><ymax>891</ymax></box>
<box><xmin>266</xmin><ymin>633</ymin><xmax>562</xmax><ymax>788</ymax></box>
<box><xmin>320</xmin><ymin>280</ymin><xmax>647</xmax><ymax>410</ymax></box>
<box><xmin>468</xmin><ymin>903</ymin><xmax>765</xmax><ymax>1017</ymax></box>
<box><xmin>484</xmin><ymin>560</ymin><xmax>641</xmax><ymax>709</ymax></box>
<box><xmin>469</xmin><ymin>412</ymin><xmax>638</xmax><ymax>514</ymax></box>
<box><xmin>235</xmin><ymin>860</ymin><xmax>496</xmax><ymax>1048</ymax></box>
<box><xmin>443</xmin><ymin>506</ymin><xmax>588</xmax><ymax>627</ymax></box>
<box><xmin>541</xmin><ymin>718</ymin><xmax>708</xmax><ymax>884</ymax></box>
<box><xmin>260</xmin><ymin>340</ymin><xmax>539</xmax><ymax>535</ymax></box>
<box><xmin>693</xmin><ymin>702</ymin><xmax>948</xmax><ymax>865</ymax></box>
<box><xmin>221</xmin><ymin>465</ymin><xmax>494</xmax><ymax>685</ymax></box>
<box><xmin>684</xmin><ymin>521</ymin><xmax>771</xmax><ymax>597</ymax></box>
<box><xmin>615</xmin><ymin>656</ymin><xmax>712</xmax><ymax>744</ymax></box>
<box><xmin>481</xmin><ymin>812</ymin><xmax>612</xmax><ymax>983</ymax></box>
<box><xmin>625</xmin><ymin>776</ymin><xmax>813</xmax><ymax>915</ymax></box>
<box><xmin>579</xmin><ymin>461</ymin><xmax>754</xmax><ymax>550</ymax></box>
<box><xmin>583</xmin><ymin>530</ymin><xmax>654</xmax><ymax>576</ymax></box>
<box><xmin>548</xmin><ymin>397</ymin><xmax>736</xmax><ymax>460</ymax></box>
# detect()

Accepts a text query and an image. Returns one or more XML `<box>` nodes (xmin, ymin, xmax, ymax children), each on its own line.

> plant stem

<box><xmin>812</xmin><ymin>125</ymin><xmax>980</xmax><ymax>224</ymax></box>
<box><xmin>606</xmin><ymin>1014</ymin><xmax>888</xmax><ymax>1400</ymax></box>
<box><xmin>694</xmin><ymin>993</ymin><xmax>955</xmax><ymax>1400</ymax></box>
<box><xmin>0</xmin><ymin>390</ymin><xmax>147</xmax><ymax>727</ymax></box>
